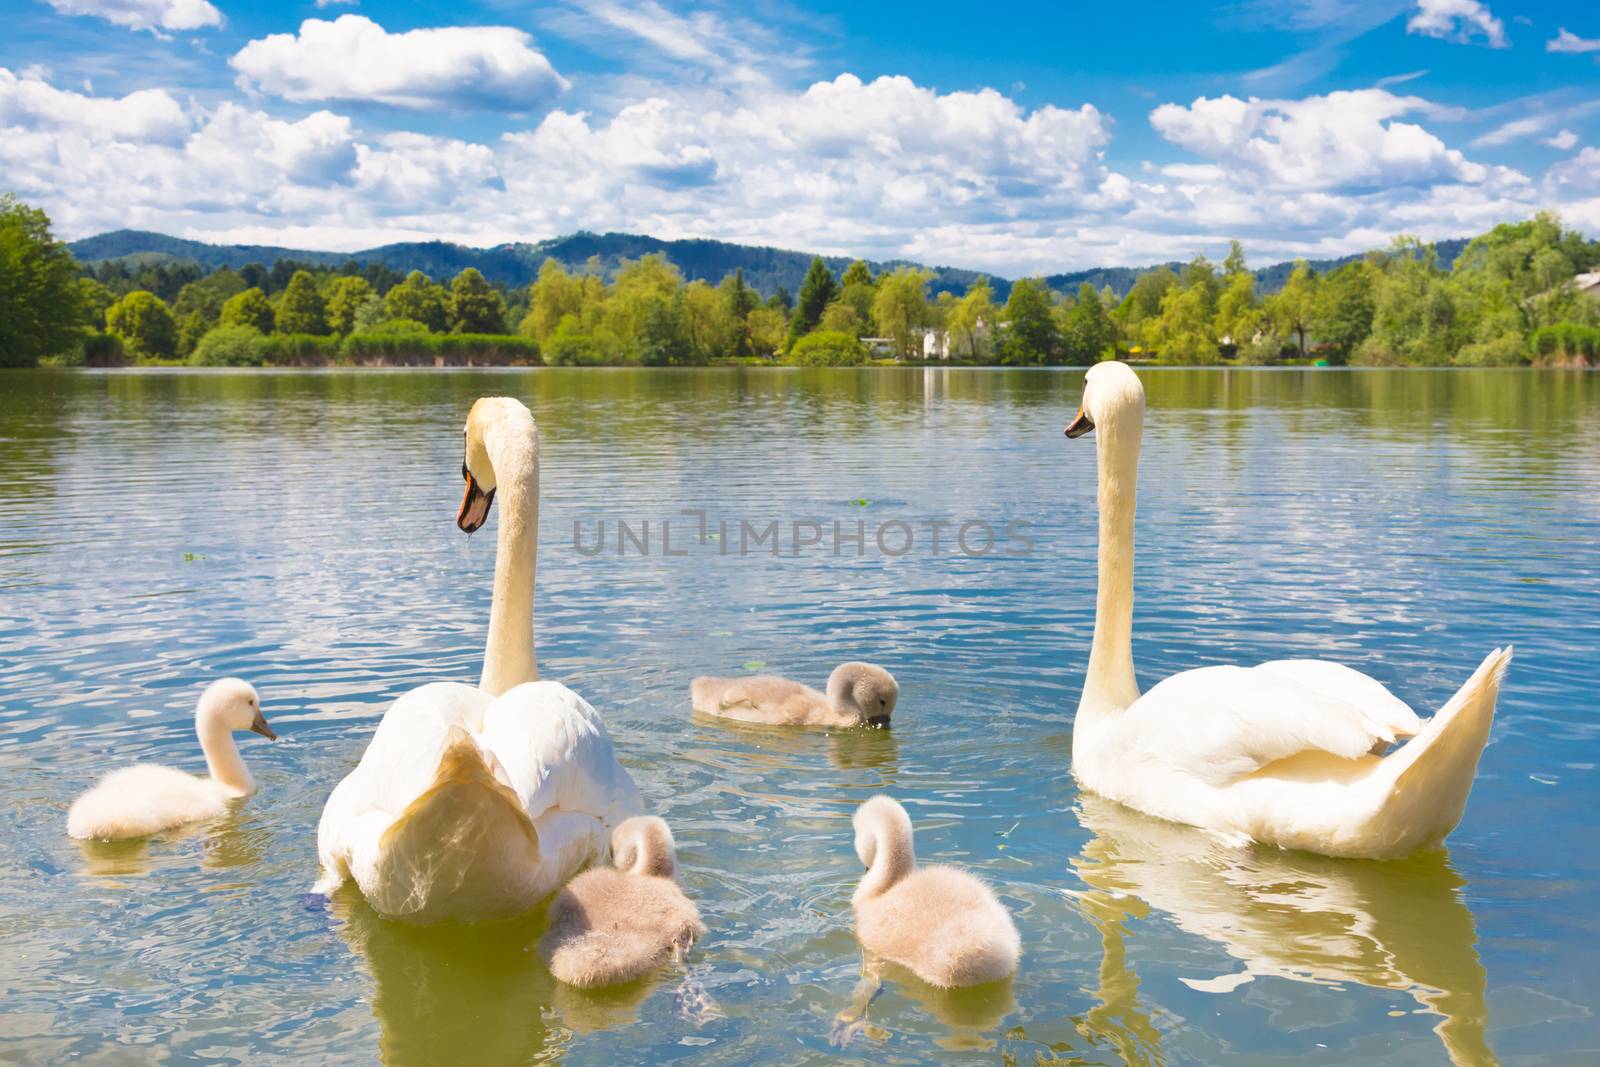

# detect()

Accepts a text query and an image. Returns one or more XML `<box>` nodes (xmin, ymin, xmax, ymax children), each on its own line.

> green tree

<box><xmin>1116</xmin><ymin>265</ymin><xmax>1178</xmax><ymax>349</ymax></box>
<box><xmin>819</xmin><ymin>301</ymin><xmax>863</xmax><ymax>336</ymax></box>
<box><xmin>190</xmin><ymin>324</ymin><xmax>265</xmax><ymax>367</ymax></box>
<box><xmin>448</xmin><ymin>268</ymin><xmax>507</xmax><ymax>333</ymax></box>
<box><xmin>681</xmin><ymin>280</ymin><xmax>731</xmax><ymax>359</ymax></box>
<box><xmin>836</xmin><ymin>259</ymin><xmax>876</xmax><ymax>326</ymax></box>
<box><xmin>177</xmin><ymin>309</ymin><xmax>208</xmax><ymax>358</ymax></box>
<box><xmin>746</xmin><ymin>307</ymin><xmax>786</xmax><ymax>356</ymax></box>
<box><xmin>327</xmin><ymin>276</ymin><xmax>374</xmax><ymax>335</ymax></box>
<box><xmin>1061</xmin><ymin>282</ymin><xmax>1114</xmax><ymax>364</ymax></box>
<box><xmin>871</xmin><ymin>267</ymin><xmax>933</xmax><ymax>358</ymax></box>
<box><xmin>1001</xmin><ymin>277</ymin><xmax>1058</xmax><ymax>363</ymax></box>
<box><xmin>945</xmin><ymin>278</ymin><xmax>997</xmax><ymax>360</ymax></box>
<box><xmin>637</xmin><ymin>294</ymin><xmax>692</xmax><ymax>365</ymax></box>
<box><xmin>220</xmin><ymin>287</ymin><xmax>275</xmax><ymax>334</ymax></box>
<box><xmin>1150</xmin><ymin>283</ymin><xmax>1219</xmax><ymax>363</ymax></box>
<box><xmin>385</xmin><ymin>271</ymin><xmax>449</xmax><ymax>332</ymax></box>
<box><xmin>1312</xmin><ymin>261</ymin><xmax>1376</xmax><ymax>364</ymax></box>
<box><xmin>790</xmin><ymin>256</ymin><xmax>839</xmax><ymax>341</ymax></box>
<box><xmin>0</xmin><ymin>195</ymin><xmax>85</xmax><ymax>366</ymax></box>
<box><xmin>106</xmin><ymin>290</ymin><xmax>178</xmax><ymax>360</ymax></box>
<box><xmin>173</xmin><ymin>268</ymin><xmax>246</xmax><ymax>327</ymax></box>
<box><xmin>78</xmin><ymin>277</ymin><xmax>114</xmax><ymax>332</ymax></box>
<box><xmin>789</xmin><ymin>330</ymin><xmax>867</xmax><ymax>366</ymax></box>
<box><xmin>1265</xmin><ymin>261</ymin><xmax>1319</xmax><ymax>357</ymax></box>
<box><xmin>719</xmin><ymin>269</ymin><xmax>759</xmax><ymax>354</ymax></box>
<box><xmin>1213</xmin><ymin>271</ymin><xmax>1261</xmax><ymax>353</ymax></box>
<box><xmin>1222</xmin><ymin>240</ymin><xmax>1248</xmax><ymax>278</ymax></box>
<box><xmin>276</xmin><ymin>269</ymin><xmax>328</xmax><ymax>335</ymax></box>
<box><xmin>521</xmin><ymin>259</ymin><xmax>584</xmax><ymax>341</ymax></box>
<box><xmin>1358</xmin><ymin>238</ymin><xmax>1458</xmax><ymax>365</ymax></box>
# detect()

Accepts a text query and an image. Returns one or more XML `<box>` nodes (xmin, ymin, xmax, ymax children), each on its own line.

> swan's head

<box><xmin>611</xmin><ymin>816</ymin><xmax>678</xmax><ymax>879</ymax></box>
<box><xmin>853</xmin><ymin>794</ymin><xmax>914</xmax><ymax>873</ymax></box>
<box><xmin>458</xmin><ymin>397</ymin><xmax>536</xmax><ymax>533</ymax></box>
<box><xmin>197</xmin><ymin>678</ymin><xmax>275</xmax><ymax>740</ymax></box>
<box><xmin>828</xmin><ymin>662</ymin><xmax>899</xmax><ymax>727</ymax></box>
<box><xmin>1065</xmin><ymin>361</ymin><xmax>1145</xmax><ymax>439</ymax></box>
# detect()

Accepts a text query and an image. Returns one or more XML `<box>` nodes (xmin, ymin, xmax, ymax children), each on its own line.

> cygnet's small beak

<box><xmin>457</xmin><ymin>462</ymin><xmax>496</xmax><ymax>533</ymax></box>
<box><xmin>249</xmin><ymin>710</ymin><xmax>277</xmax><ymax>740</ymax></box>
<box><xmin>1064</xmin><ymin>405</ymin><xmax>1095</xmax><ymax>439</ymax></box>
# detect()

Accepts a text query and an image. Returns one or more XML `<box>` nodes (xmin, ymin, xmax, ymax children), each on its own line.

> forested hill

<box><xmin>67</xmin><ymin>230</ymin><xmax>995</xmax><ymax>299</ymax></box>
<box><xmin>69</xmin><ymin>229</ymin><xmax>1471</xmax><ymax>299</ymax></box>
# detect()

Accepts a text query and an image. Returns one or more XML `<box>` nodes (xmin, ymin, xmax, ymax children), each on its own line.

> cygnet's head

<box><xmin>827</xmin><ymin>662</ymin><xmax>899</xmax><ymax>727</ymax></box>
<box><xmin>458</xmin><ymin>397</ymin><xmax>537</xmax><ymax>533</ymax></box>
<box><xmin>1064</xmin><ymin>361</ymin><xmax>1145</xmax><ymax>440</ymax></box>
<box><xmin>198</xmin><ymin>678</ymin><xmax>274</xmax><ymax>740</ymax></box>
<box><xmin>853</xmin><ymin>794</ymin><xmax>914</xmax><ymax>871</ymax></box>
<box><xmin>611</xmin><ymin>816</ymin><xmax>678</xmax><ymax>879</ymax></box>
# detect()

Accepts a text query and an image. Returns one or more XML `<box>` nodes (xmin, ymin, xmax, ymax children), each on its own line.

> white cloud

<box><xmin>230</xmin><ymin>16</ymin><xmax>569</xmax><ymax>111</ymax></box>
<box><xmin>1546</xmin><ymin>29</ymin><xmax>1600</xmax><ymax>55</ymax></box>
<box><xmin>2</xmin><ymin>67</ymin><xmax>1590</xmax><ymax>275</ymax></box>
<box><xmin>0</xmin><ymin>66</ymin><xmax>189</xmax><ymax>144</ymax></box>
<box><xmin>315</xmin><ymin>0</ymin><xmax>357</xmax><ymax>7</ymax></box>
<box><xmin>1544</xmin><ymin>129</ymin><xmax>1578</xmax><ymax>151</ymax></box>
<box><xmin>1150</xmin><ymin>90</ymin><xmax>1483</xmax><ymax>190</ymax></box>
<box><xmin>1406</xmin><ymin>0</ymin><xmax>1507</xmax><ymax>48</ymax></box>
<box><xmin>45</xmin><ymin>0</ymin><xmax>221</xmax><ymax>32</ymax></box>
<box><xmin>1547</xmin><ymin>147</ymin><xmax>1600</xmax><ymax>195</ymax></box>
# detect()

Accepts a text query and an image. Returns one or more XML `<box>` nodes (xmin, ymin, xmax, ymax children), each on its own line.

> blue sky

<box><xmin>1</xmin><ymin>0</ymin><xmax>1596</xmax><ymax>273</ymax></box>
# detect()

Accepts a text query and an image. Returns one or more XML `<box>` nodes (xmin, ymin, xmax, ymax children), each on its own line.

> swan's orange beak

<box><xmin>249</xmin><ymin>710</ymin><xmax>277</xmax><ymax>740</ymax></box>
<box><xmin>1064</xmin><ymin>406</ymin><xmax>1095</xmax><ymax>438</ymax></box>
<box><xmin>457</xmin><ymin>463</ymin><xmax>495</xmax><ymax>533</ymax></box>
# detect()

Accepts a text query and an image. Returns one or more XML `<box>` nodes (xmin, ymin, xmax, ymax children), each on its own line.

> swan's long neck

<box><xmin>480</xmin><ymin>425</ymin><xmax>539</xmax><ymax>697</ymax></box>
<box><xmin>856</xmin><ymin>827</ymin><xmax>914</xmax><ymax>901</ymax></box>
<box><xmin>198</xmin><ymin>715</ymin><xmax>253</xmax><ymax>795</ymax></box>
<box><xmin>1082</xmin><ymin>406</ymin><xmax>1142</xmax><ymax>715</ymax></box>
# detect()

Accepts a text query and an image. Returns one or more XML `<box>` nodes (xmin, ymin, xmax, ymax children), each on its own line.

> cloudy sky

<box><xmin>1</xmin><ymin>0</ymin><xmax>1596</xmax><ymax>274</ymax></box>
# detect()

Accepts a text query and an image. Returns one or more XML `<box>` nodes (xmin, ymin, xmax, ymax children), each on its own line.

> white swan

<box><xmin>68</xmin><ymin>678</ymin><xmax>275</xmax><ymax>840</ymax></box>
<box><xmin>1065</xmin><ymin>361</ymin><xmax>1510</xmax><ymax>858</ymax></box>
<box><xmin>313</xmin><ymin>397</ymin><xmax>641</xmax><ymax>923</ymax></box>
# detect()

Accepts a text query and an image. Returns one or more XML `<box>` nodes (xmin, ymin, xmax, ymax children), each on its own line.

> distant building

<box><xmin>860</xmin><ymin>336</ymin><xmax>897</xmax><ymax>357</ymax></box>
<box><xmin>1576</xmin><ymin>270</ymin><xmax>1600</xmax><ymax>298</ymax></box>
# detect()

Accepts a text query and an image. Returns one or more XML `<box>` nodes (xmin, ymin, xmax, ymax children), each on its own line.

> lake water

<box><xmin>1</xmin><ymin>367</ymin><xmax>1596</xmax><ymax>1066</ymax></box>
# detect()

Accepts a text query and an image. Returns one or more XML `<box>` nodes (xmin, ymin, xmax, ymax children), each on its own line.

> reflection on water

<box><xmin>1072</xmin><ymin>794</ymin><xmax>1495</xmax><ymax>1067</ymax></box>
<box><xmin>1</xmin><ymin>367</ymin><xmax>1596</xmax><ymax>1064</ymax></box>
<box><xmin>331</xmin><ymin>893</ymin><xmax>572</xmax><ymax>1063</ymax></box>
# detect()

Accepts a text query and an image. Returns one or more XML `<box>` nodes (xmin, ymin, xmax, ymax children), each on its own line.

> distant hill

<box><xmin>68</xmin><ymin>229</ymin><xmax>1474</xmax><ymax>301</ymax></box>
<box><xmin>68</xmin><ymin>229</ymin><xmax>998</xmax><ymax>300</ymax></box>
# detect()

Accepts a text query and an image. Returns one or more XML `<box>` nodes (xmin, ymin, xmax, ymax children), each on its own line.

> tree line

<box><xmin>3</xmin><ymin>193</ymin><xmax>1597</xmax><ymax>369</ymax></box>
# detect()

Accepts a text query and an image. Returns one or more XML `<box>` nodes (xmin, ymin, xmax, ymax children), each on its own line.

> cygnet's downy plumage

<box><xmin>67</xmin><ymin>679</ymin><xmax>276</xmax><ymax>840</ymax></box>
<box><xmin>850</xmin><ymin>795</ymin><xmax>1020</xmax><ymax>988</ymax></box>
<box><xmin>691</xmin><ymin>662</ymin><xmax>898</xmax><ymax>728</ymax></box>
<box><xmin>540</xmin><ymin>816</ymin><xmax>705</xmax><ymax>988</ymax></box>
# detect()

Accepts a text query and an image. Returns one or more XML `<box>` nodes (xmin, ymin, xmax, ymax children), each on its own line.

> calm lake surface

<box><xmin>1</xmin><ymin>367</ymin><xmax>1596</xmax><ymax>1066</ymax></box>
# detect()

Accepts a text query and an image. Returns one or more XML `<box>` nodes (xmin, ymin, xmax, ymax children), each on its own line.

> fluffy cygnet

<box><xmin>850</xmin><ymin>795</ymin><xmax>1020</xmax><ymax>988</ymax></box>
<box><xmin>690</xmin><ymin>662</ymin><xmax>898</xmax><ymax>728</ymax></box>
<box><xmin>67</xmin><ymin>679</ymin><xmax>276</xmax><ymax>840</ymax></box>
<box><xmin>541</xmin><ymin>816</ymin><xmax>706</xmax><ymax>988</ymax></box>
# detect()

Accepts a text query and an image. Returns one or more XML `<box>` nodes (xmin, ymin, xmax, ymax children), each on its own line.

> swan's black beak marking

<box><xmin>250</xmin><ymin>711</ymin><xmax>277</xmax><ymax>740</ymax></box>
<box><xmin>1064</xmin><ymin>406</ymin><xmax>1095</xmax><ymax>439</ymax></box>
<box><xmin>457</xmin><ymin>462</ymin><xmax>496</xmax><ymax>533</ymax></box>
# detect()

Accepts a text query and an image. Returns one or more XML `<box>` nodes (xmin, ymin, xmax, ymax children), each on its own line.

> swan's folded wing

<box><xmin>1254</xmin><ymin>660</ymin><xmax>1422</xmax><ymax>740</ymax></box>
<box><xmin>1126</xmin><ymin>665</ymin><xmax>1402</xmax><ymax>787</ymax></box>
<box><xmin>315</xmin><ymin>682</ymin><xmax>493</xmax><ymax>890</ymax></box>
<box><xmin>479</xmin><ymin>680</ymin><xmax>642</xmax><ymax>827</ymax></box>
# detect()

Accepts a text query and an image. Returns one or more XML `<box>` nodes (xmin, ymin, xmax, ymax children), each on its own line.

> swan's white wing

<box><xmin>1124</xmin><ymin>665</ymin><xmax>1402</xmax><ymax>787</ymax></box>
<box><xmin>479</xmin><ymin>680</ymin><xmax>642</xmax><ymax>830</ymax></box>
<box><xmin>1255</xmin><ymin>660</ymin><xmax>1422</xmax><ymax>740</ymax></box>
<box><xmin>315</xmin><ymin>682</ymin><xmax>493</xmax><ymax>892</ymax></box>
